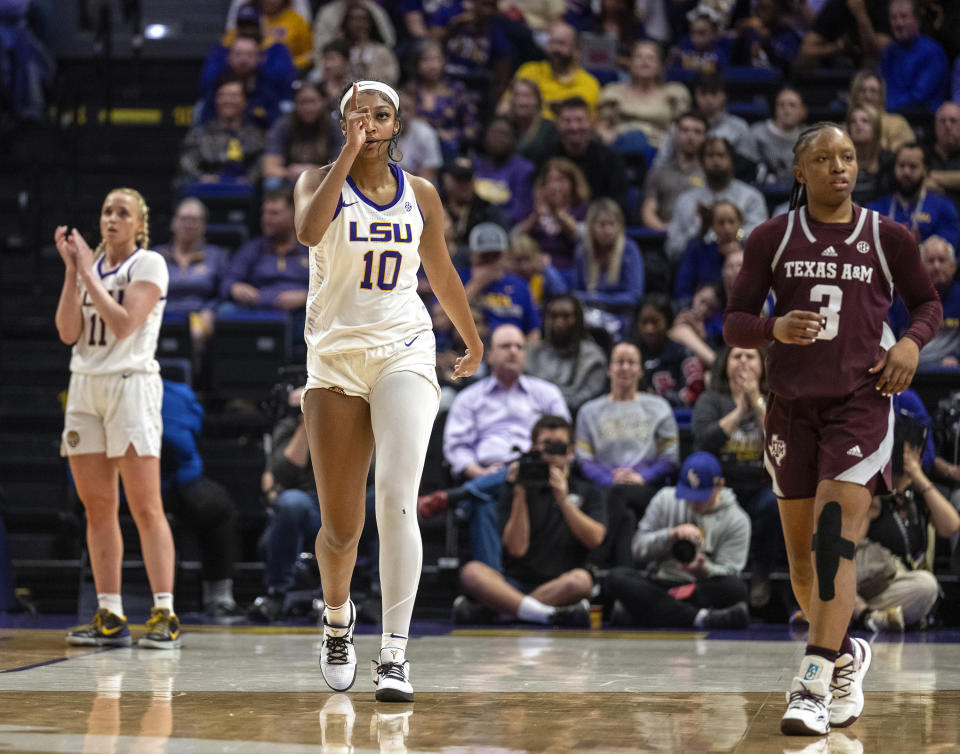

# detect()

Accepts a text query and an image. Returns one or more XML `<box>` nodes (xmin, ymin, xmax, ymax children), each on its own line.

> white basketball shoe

<box><xmin>320</xmin><ymin>600</ymin><xmax>357</xmax><ymax>692</ymax></box>
<box><xmin>830</xmin><ymin>637</ymin><xmax>872</xmax><ymax>727</ymax></box>
<box><xmin>371</xmin><ymin>647</ymin><xmax>413</xmax><ymax>702</ymax></box>
<box><xmin>781</xmin><ymin>675</ymin><xmax>832</xmax><ymax>736</ymax></box>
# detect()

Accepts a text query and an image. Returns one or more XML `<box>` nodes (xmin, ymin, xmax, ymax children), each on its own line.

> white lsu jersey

<box><xmin>70</xmin><ymin>248</ymin><xmax>168</xmax><ymax>375</ymax></box>
<box><xmin>305</xmin><ymin>164</ymin><xmax>432</xmax><ymax>356</ymax></box>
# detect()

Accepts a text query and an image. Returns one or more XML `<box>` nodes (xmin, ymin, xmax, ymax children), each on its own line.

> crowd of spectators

<box><xmin>146</xmin><ymin>0</ymin><xmax>960</xmax><ymax>628</ymax></box>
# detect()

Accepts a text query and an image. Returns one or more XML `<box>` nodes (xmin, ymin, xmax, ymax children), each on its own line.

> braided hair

<box><xmin>788</xmin><ymin>121</ymin><xmax>846</xmax><ymax>210</ymax></box>
<box><xmin>94</xmin><ymin>187</ymin><xmax>150</xmax><ymax>257</ymax></box>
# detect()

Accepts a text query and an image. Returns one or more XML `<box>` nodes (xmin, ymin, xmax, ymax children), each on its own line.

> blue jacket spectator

<box><xmin>673</xmin><ymin>199</ymin><xmax>744</xmax><ymax>306</ymax></box>
<box><xmin>881</xmin><ymin>0</ymin><xmax>948</xmax><ymax>113</ymax></box>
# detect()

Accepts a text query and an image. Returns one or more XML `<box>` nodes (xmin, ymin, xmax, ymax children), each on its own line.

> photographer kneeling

<box><xmin>606</xmin><ymin>452</ymin><xmax>751</xmax><ymax>629</ymax></box>
<box><xmin>454</xmin><ymin>416</ymin><xmax>607</xmax><ymax>627</ymax></box>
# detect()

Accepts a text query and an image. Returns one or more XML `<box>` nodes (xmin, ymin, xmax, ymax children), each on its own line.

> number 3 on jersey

<box><xmin>360</xmin><ymin>249</ymin><xmax>402</xmax><ymax>291</ymax></box>
<box><xmin>810</xmin><ymin>283</ymin><xmax>841</xmax><ymax>341</ymax></box>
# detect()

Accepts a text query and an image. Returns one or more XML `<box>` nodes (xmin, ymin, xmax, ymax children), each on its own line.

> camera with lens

<box><xmin>671</xmin><ymin>538</ymin><xmax>699</xmax><ymax>564</ymax></box>
<box><xmin>892</xmin><ymin>414</ymin><xmax>928</xmax><ymax>477</ymax></box>
<box><xmin>268</xmin><ymin>365</ymin><xmax>308</xmax><ymax>421</ymax></box>
<box><xmin>515</xmin><ymin>441</ymin><xmax>568</xmax><ymax>486</ymax></box>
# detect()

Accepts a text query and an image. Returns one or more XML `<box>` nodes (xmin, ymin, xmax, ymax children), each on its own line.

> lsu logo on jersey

<box><xmin>349</xmin><ymin>222</ymin><xmax>413</xmax><ymax>244</ymax></box>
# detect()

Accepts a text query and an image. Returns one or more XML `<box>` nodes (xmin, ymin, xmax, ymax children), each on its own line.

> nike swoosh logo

<box><xmin>100</xmin><ymin>624</ymin><xmax>125</xmax><ymax>635</ymax></box>
<box><xmin>343</xmin><ymin>201</ymin><xmax>358</xmax><ymax>207</ymax></box>
<box><xmin>404</xmin><ymin>336</ymin><xmax>418</xmax><ymax>347</ymax></box>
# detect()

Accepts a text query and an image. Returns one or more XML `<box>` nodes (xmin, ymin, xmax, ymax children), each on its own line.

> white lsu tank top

<box><xmin>70</xmin><ymin>248</ymin><xmax>168</xmax><ymax>375</ymax></box>
<box><xmin>305</xmin><ymin>164</ymin><xmax>432</xmax><ymax>355</ymax></box>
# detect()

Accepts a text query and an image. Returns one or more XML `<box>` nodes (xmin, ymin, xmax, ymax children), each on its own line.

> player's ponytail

<box><xmin>789</xmin><ymin>122</ymin><xmax>842</xmax><ymax>210</ymax></box>
<box><xmin>97</xmin><ymin>188</ymin><xmax>150</xmax><ymax>255</ymax></box>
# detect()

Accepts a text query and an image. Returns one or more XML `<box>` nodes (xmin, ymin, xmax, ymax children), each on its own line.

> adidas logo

<box><xmin>821</xmin><ymin>245</ymin><xmax>838</xmax><ymax>257</ymax></box>
<box><xmin>846</xmin><ymin>445</ymin><xmax>863</xmax><ymax>458</ymax></box>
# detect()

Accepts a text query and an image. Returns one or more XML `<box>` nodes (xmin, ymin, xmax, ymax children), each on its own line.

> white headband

<box><xmin>340</xmin><ymin>81</ymin><xmax>400</xmax><ymax>117</ymax></box>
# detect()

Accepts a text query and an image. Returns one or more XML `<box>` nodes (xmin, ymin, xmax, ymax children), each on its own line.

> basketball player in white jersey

<box><xmin>54</xmin><ymin>188</ymin><xmax>181</xmax><ymax>649</ymax></box>
<box><xmin>294</xmin><ymin>82</ymin><xmax>483</xmax><ymax>701</ymax></box>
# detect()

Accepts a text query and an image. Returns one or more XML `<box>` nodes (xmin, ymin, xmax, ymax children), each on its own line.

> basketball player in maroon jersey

<box><xmin>724</xmin><ymin>123</ymin><xmax>942</xmax><ymax>736</ymax></box>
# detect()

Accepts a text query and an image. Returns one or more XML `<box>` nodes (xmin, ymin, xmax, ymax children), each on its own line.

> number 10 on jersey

<box><xmin>360</xmin><ymin>249</ymin><xmax>402</xmax><ymax>291</ymax></box>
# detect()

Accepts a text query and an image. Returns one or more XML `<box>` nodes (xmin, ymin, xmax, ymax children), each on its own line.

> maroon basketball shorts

<box><xmin>763</xmin><ymin>381</ymin><xmax>893</xmax><ymax>499</ymax></box>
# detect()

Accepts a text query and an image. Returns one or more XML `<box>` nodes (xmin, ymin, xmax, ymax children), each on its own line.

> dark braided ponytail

<box><xmin>788</xmin><ymin>121</ymin><xmax>843</xmax><ymax>210</ymax></box>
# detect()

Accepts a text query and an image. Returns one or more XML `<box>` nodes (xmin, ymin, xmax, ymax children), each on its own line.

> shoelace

<box><xmin>831</xmin><ymin>661</ymin><xmax>855</xmax><ymax>698</ymax></box>
<box><xmin>324</xmin><ymin>635</ymin><xmax>352</xmax><ymax>664</ymax></box>
<box><xmin>788</xmin><ymin>684</ymin><xmax>827</xmax><ymax>714</ymax></box>
<box><xmin>145</xmin><ymin>611</ymin><xmax>170</xmax><ymax>634</ymax></box>
<box><xmin>377</xmin><ymin>662</ymin><xmax>407</xmax><ymax>683</ymax></box>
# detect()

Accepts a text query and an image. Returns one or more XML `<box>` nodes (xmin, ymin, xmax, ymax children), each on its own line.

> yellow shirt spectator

<box><xmin>225</xmin><ymin>7</ymin><xmax>313</xmax><ymax>69</ymax></box>
<box><xmin>506</xmin><ymin>60</ymin><xmax>600</xmax><ymax>120</ymax></box>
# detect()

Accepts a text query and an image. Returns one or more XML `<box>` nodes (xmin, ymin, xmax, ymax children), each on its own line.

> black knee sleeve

<box><xmin>811</xmin><ymin>501</ymin><xmax>855</xmax><ymax>601</ymax></box>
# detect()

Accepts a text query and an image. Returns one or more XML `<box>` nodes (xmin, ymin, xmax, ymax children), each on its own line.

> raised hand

<box><xmin>69</xmin><ymin>229</ymin><xmax>96</xmax><ymax>275</ymax></box>
<box><xmin>343</xmin><ymin>82</ymin><xmax>371</xmax><ymax>155</ymax></box>
<box><xmin>54</xmin><ymin>225</ymin><xmax>77</xmax><ymax>269</ymax></box>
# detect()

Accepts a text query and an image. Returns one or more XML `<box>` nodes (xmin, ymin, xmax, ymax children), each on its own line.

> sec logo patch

<box><xmin>857</xmin><ymin>240</ymin><xmax>870</xmax><ymax>254</ymax></box>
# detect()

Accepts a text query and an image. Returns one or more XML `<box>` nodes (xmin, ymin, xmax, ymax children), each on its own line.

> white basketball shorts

<box><xmin>61</xmin><ymin>371</ymin><xmax>163</xmax><ymax>458</ymax></box>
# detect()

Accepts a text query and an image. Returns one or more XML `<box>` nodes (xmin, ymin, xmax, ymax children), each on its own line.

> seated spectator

<box><xmin>337</xmin><ymin>2</ymin><xmax>399</xmax><ymax>85</ymax></box>
<box><xmin>855</xmin><ymin>426</ymin><xmax>960</xmax><ymax>630</ymax></box>
<box><xmin>219</xmin><ymin>189</ymin><xmax>309</xmax><ymax>314</ymax></box>
<box><xmin>160</xmin><ymin>378</ymin><xmax>242</xmax><ymax>619</ymax></box>
<box><xmin>0</xmin><ymin>0</ymin><xmax>53</xmax><ymax>122</ymax></box>
<box><xmin>440</xmin><ymin>324</ymin><xmax>570</xmax><ymax>569</ymax></box>
<box><xmin>586</xmin><ymin>0</ymin><xmax>645</xmax><ymax>68</ymax></box>
<box><xmin>473</xmin><ymin>116</ymin><xmax>536</xmax><ymax>226</ymax></box>
<box><xmin>641</xmin><ymin>111</ymin><xmax>708</xmax><ymax>232</ymax></box>
<box><xmin>730</xmin><ymin>0</ymin><xmax>802</xmax><ymax>76</ymax></box>
<box><xmin>571</xmin><ymin>197</ymin><xmax>645</xmax><ymax>331</ymax></box>
<box><xmin>526</xmin><ymin>295</ymin><xmax>607</xmax><ymax>415</ymax></box>
<box><xmin>200</xmin><ymin>35</ymin><xmax>294</xmax><ymax>128</ymax></box>
<box><xmin>889</xmin><ymin>235</ymin><xmax>960</xmax><ymax>371</ymax></box>
<box><xmin>848</xmin><ymin>70</ymin><xmax>915</xmax><ymax>154</ymax></box>
<box><xmin>395</xmin><ymin>88</ymin><xmax>443</xmax><ymax>184</ymax></box>
<box><xmin>577</xmin><ymin>342</ymin><xmax>679</xmax><ymax>520</ymax></box>
<box><xmin>692</xmin><ymin>345</ymin><xmax>782</xmax><ymax>607</ymax></box>
<box><xmin>262</xmin><ymin>79</ymin><xmax>340</xmax><ymax>191</ymax></box>
<box><xmin>881</xmin><ymin>0</ymin><xmax>948</xmax><ymax>114</ymax></box>
<box><xmin>845</xmin><ymin>103</ymin><xmax>895</xmax><ymax>206</ymax></box>
<box><xmin>665</xmin><ymin>136</ymin><xmax>768</xmax><ymax>262</ymax></box>
<box><xmin>442</xmin><ymin>157</ymin><xmax>509</xmax><ymax>268</ymax></box>
<box><xmin>249</xmin><ymin>386</ymin><xmax>380</xmax><ymax>622</ymax></box>
<box><xmin>668</xmin><ymin>3</ymin><xmax>732</xmax><ymax>75</ymax></box>
<box><xmin>632</xmin><ymin>293</ymin><xmax>706</xmax><ymax>408</ymax></box>
<box><xmin>794</xmin><ymin>0</ymin><xmax>888</xmax><ymax>75</ymax></box>
<box><xmin>443</xmin><ymin>0</ymin><xmax>520</xmax><ymax>100</ymax></box>
<box><xmin>928</xmin><ymin>102</ymin><xmax>960</xmax><ymax>217</ymax></box>
<box><xmin>410</xmin><ymin>39</ymin><xmax>479</xmax><ymax>158</ymax></box>
<box><xmin>461</xmin><ymin>223</ymin><xmax>541</xmax><ymax>341</ymax></box>
<box><xmin>156</xmin><ymin>198</ymin><xmax>229</xmax><ymax>361</ymax></box>
<box><xmin>454</xmin><ymin>415</ymin><xmax>606</xmax><ymax>627</ymax></box>
<box><xmin>669</xmin><ymin>281</ymin><xmax>723</xmax><ymax>368</ymax></box>
<box><xmin>674</xmin><ymin>199</ymin><xmax>743</xmax><ymax>307</ymax></box>
<box><xmin>178</xmin><ymin>79</ymin><xmax>266</xmax><ymax>192</ymax></box>
<box><xmin>526</xmin><ymin>96</ymin><xmax>628</xmax><ymax>213</ymax></box>
<box><xmin>515</xmin><ymin>156</ymin><xmax>590</xmax><ymax>281</ymax></box>
<box><xmin>750</xmin><ymin>87</ymin><xmax>806</xmax><ymax>189</ymax></box>
<box><xmin>309</xmin><ymin>39</ymin><xmax>351</xmax><ymax>107</ymax></box>
<box><xmin>508</xmin><ymin>78</ymin><xmax>559</xmax><ymax>162</ymax></box>
<box><xmin>223</xmin><ymin>2</ymin><xmax>312</xmax><ymax>70</ymax></box>
<box><xmin>504</xmin><ymin>232</ymin><xmax>568</xmax><ymax>309</ymax></box>
<box><xmin>868</xmin><ymin>143</ymin><xmax>960</xmax><ymax>247</ymax></box>
<box><xmin>433</xmin><ymin>302</ymin><xmax>489</xmax><ymax>396</ymax></box>
<box><xmin>312</xmin><ymin>0</ymin><xmax>395</xmax><ymax>59</ymax></box>
<box><xmin>605</xmin><ymin>451</ymin><xmax>751</xmax><ymax>629</ymax></box>
<box><xmin>596</xmin><ymin>41</ymin><xmax>691</xmax><ymax>149</ymax></box>
<box><xmin>500</xmin><ymin>20</ymin><xmax>600</xmax><ymax>120</ymax></box>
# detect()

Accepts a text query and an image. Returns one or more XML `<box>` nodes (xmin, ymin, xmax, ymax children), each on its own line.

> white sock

<box><xmin>98</xmin><ymin>593</ymin><xmax>124</xmax><ymax>618</ymax></box>
<box><xmin>202</xmin><ymin>578</ymin><xmax>234</xmax><ymax>607</ymax></box>
<box><xmin>369</xmin><ymin>372</ymin><xmax>439</xmax><ymax>641</ymax></box>
<box><xmin>798</xmin><ymin>654</ymin><xmax>835</xmax><ymax>687</ymax></box>
<box><xmin>324</xmin><ymin>599</ymin><xmax>353</xmax><ymax>628</ymax></box>
<box><xmin>517</xmin><ymin>595</ymin><xmax>555</xmax><ymax>624</ymax></box>
<box><xmin>693</xmin><ymin>608</ymin><xmax>709</xmax><ymax>628</ymax></box>
<box><xmin>381</xmin><ymin>632</ymin><xmax>408</xmax><ymax>654</ymax></box>
<box><xmin>153</xmin><ymin>593</ymin><xmax>174</xmax><ymax>613</ymax></box>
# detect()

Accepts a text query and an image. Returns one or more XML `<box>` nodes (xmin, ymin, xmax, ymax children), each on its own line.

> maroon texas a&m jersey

<box><xmin>724</xmin><ymin>205</ymin><xmax>941</xmax><ymax>399</ymax></box>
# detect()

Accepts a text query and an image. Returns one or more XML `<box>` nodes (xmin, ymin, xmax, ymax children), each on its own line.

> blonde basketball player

<box><xmin>294</xmin><ymin>82</ymin><xmax>483</xmax><ymax>701</ymax></box>
<box><xmin>54</xmin><ymin>188</ymin><xmax>180</xmax><ymax>649</ymax></box>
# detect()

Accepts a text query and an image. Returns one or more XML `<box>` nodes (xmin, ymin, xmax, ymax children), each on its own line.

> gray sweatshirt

<box><xmin>631</xmin><ymin>486</ymin><xmax>750</xmax><ymax>583</ymax></box>
<box><xmin>526</xmin><ymin>338</ymin><xmax>608</xmax><ymax>413</ymax></box>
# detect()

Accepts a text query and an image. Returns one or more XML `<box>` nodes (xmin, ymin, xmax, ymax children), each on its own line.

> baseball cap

<box><xmin>237</xmin><ymin>5</ymin><xmax>261</xmax><ymax>24</ymax></box>
<box><xmin>448</xmin><ymin>156</ymin><xmax>474</xmax><ymax>180</ymax></box>
<box><xmin>675</xmin><ymin>452</ymin><xmax>722</xmax><ymax>503</ymax></box>
<box><xmin>469</xmin><ymin>222</ymin><xmax>508</xmax><ymax>254</ymax></box>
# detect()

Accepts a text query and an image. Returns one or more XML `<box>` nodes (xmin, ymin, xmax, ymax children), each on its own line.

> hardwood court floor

<box><xmin>1</xmin><ymin>620</ymin><xmax>959</xmax><ymax>752</ymax></box>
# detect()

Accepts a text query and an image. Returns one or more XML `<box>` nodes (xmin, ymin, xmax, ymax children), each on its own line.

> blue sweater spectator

<box><xmin>161</xmin><ymin>380</ymin><xmax>205</xmax><ymax>489</ymax></box>
<box><xmin>881</xmin><ymin>1</ymin><xmax>948</xmax><ymax>113</ymax></box>
<box><xmin>473</xmin><ymin>118</ymin><xmax>536</xmax><ymax>226</ymax></box>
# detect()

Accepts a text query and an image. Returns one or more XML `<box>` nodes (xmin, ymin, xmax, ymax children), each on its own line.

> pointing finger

<box><xmin>350</xmin><ymin>82</ymin><xmax>358</xmax><ymax>113</ymax></box>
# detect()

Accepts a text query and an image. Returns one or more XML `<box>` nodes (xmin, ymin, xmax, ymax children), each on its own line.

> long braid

<box><xmin>789</xmin><ymin>122</ymin><xmax>842</xmax><ymax>210</ymax></box>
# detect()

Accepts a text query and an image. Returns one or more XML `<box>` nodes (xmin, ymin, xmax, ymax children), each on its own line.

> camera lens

<box><xmin>671</xmin><ymin>538</ymin><xmax>697</xmax><ymax>564</ymax></box>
